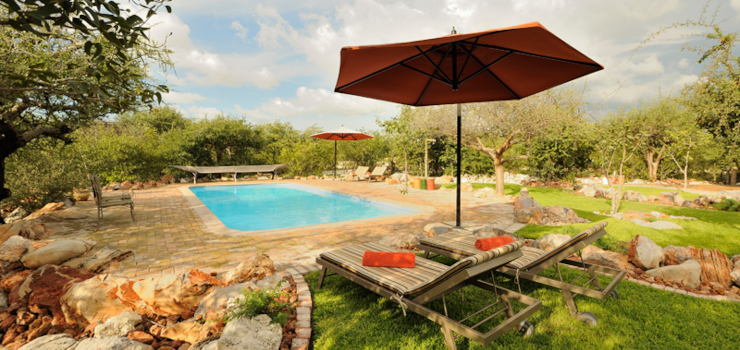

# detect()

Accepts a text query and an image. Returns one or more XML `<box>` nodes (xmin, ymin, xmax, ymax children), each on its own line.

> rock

<box><xmin>622</xmin><ymin>190</ymin><xmax>648</xmax><ymax>202</ymax></box>
<box><xmin>94</xmin><ymin>312</ymin><xmax>142</xmax><ymax>338</ymax></box>
<box><xmin>18</xmin><ymin>334</ymin><xmax>78</xmax><ymax>350</ymax></box>
<box><xmin>646</xmin><ymin>259</ymin><xmax>702</xmax><ymax>289</ymax></box>
<box><xmin>21</xmin><ymin>239</ymin><xmax>96</xmax><ymax>269</ymax></box>
<box><xmin>579</xmin><ymin>185</ymin><xmax>597</xmax><ymax>198</ymax></box>
<box><xmin>127</xmin><ymin>331</ymin><xmax>154</xmax><ymax>345</ymax></box>
<box><xmin>132</xmin><ymin>270</ymin><xmax>218</xmax><ymax>316</ymax></box>
<box><xmin>731</xmin><ymin>270</ymin><xmax>740</xmax><ymax>287</ymax></box>
<box><xmin>194</xmin><ymin>282</ymin><xmax>254</xmax><ymax>320</ymax></box>
<box><xmin>215</xmin><ymin>315</ymin><xmax>281</xmax><ymax>350</ymax></box>
<box><xmin>582</xmin><ymin>246</ymin><xmax>635</xmax><ymax>272</ymax></box>
<box><xmin>0</xmin><ymin>224</ymin><xmax>21</xmax><ymax>245</ymax></box>
<box><xmin>532</xmin><ymin>234</ymin><xmax>571</xmax><ymax>252</ymax></box>
<box><xmin>662</xmin><ymin>245</ymin><xmax>734</xmax><ymax>287</ymax></box>
<box><xmin>628</xmin><ymin>235</ymin><xmax>663</xmax><ymax>270</ymax></box>
<box><xmin>4</xmin><ymin>207</ymin><xmax>27</xmax><ymax>224</ymax></box>
<box><xmin>76</xmin><ymin>336</ymin><xmax>153</xmax><ymax>350</ymax></box>
<box><xmin>17</xmin><ymin>265</ymin><xmax>96</xmax><ymax>324</ymax></box>
<box><xmin>717</xmin><ymin>190</ymin><xmax>740</xmax><ymax>201</ymax></box>
<box><xmin>0</xmin><ymin>270</ymin><xmax>33</xmax><ymax>293</ymax></box>
<box><xmin>160</xmin><ymin>319</ymin><xmax>205</xmax><ymax>344</ymax></box>
<box><xmin>0</xmin><ymin>236</ymin><xmax>34</xmax><ymax>262</ymax></box>
<box><xmin>222</xmin><ymin>255</ymin><xmax>275</xmax><ymax>285</ymax></box>
<box><xmin>61</xmin><ymin>274</ymin><xmax>146</xmax><ymax>326</ymax></box>
<box><xmin>63</xmin><ymin>248</ymin><xmax>134</xmax><ymax>274</ymax></box>
<box><xmin>473</xmin><ymin>187</ymin><xmax>495</xmax><ymax>198</ymax></box>
<box><xmin>632</xmin><ymin>220</ymin><xmax>683</xmax><ymax>230</ymax></box>
<box><xmin>0</xmin><ymin>290</ymin><xmax>7</xmax><ymax>310</ymax></box>
<box><xmin>25</xmin><ymin>315</ymin><xmax>53</xmax><ymax>343</ymax></box>
<box><xmin>460</xmin><ymin>182</ymin><xmax>474</xmax><ymax>192</ymax></box>
<box><xmin>658</xmin><ymin>192</ymin><xmax>678</xmax><ymax>206</ymax></box>
<box><xmin>422</xmin><ymin>223</ymin><xmax>453</xmax><ymax>236</ymax></box>
<box><xmin>434</xmin><ymin>176</ymin><xmax>452</xmax><ymax>184</ymax></box>
<box><xmin>25</xmin><ymin>203</ymin><xmax>66</xmax><ymax>221</ymax></box>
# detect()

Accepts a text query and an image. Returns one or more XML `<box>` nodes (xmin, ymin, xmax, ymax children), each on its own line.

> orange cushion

<box><xmin>475</xmin><ymin>236</ymin><xmax>515</xmax><ymax>251</ymax></box>
<box><xmin>362</xmin><ymin>251</ymin><xmax>415</xmax><ymax>268</ymax></box>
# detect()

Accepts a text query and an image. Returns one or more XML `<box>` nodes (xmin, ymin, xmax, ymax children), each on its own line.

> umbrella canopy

<box><xmin>333</xmin><ymin>22</ymin><xmax>602</xmax><ymax>225</ymax></box>
<box><xmin>311</xmin><ymin>126</ymin><xmax>373</xmax><ymax>178</ymax></box>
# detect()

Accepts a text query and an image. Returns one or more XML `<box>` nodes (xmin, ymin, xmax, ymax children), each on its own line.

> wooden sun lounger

<box><xmin>88</xmin><ymin>173</ymin><xmax>135</xmax><ymax>224</ymax></box>
<box><xmin>418</xmin><ymin>221</ymin><xmax>625</xmax><ymax>326</ymax></box>
<box><xmin>316</xmin><ymin>241</ymin><xmax>541</xmax><ymax>350</ymax></box>
<box><xmin>367</xmin><ymin>166</ymin><xmax>388</xmax><ymax>182</ymax></box>
<box><xmin>347</xmin><ymin>166</ymin><xmax>369</xmax><ymax>181</ymax></box>
<box><xmin>169</xmin><ymin>164</ymin><xmax>290</xmax><ymax>184</ymax></box>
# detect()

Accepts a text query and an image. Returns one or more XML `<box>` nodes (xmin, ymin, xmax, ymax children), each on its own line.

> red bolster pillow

<box><xmin>475</xmin><ymin>236</ymin><xmax>515</xmax><ymax>251</ymax></box>
<box><xmin>362</xmin><ymin>251</ymin><xmax>416</xmax><ymax>268</ymax></box>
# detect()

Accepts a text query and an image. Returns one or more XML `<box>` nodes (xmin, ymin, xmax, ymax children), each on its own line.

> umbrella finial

<box><xmin>451</xmin><ymin>27</ymin><xmax>457</xmax><ymax>34</ymax></box>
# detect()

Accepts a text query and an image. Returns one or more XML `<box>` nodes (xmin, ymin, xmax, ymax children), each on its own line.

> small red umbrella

<box><xmin>334</xmin><ymin>22</ymin><xmax>603</xmax><ymax>226</ymax></box>
<box><xmin>311</xmin><ymin>126</ymin><xmax>373</xmax><ymax>179</ymax></box>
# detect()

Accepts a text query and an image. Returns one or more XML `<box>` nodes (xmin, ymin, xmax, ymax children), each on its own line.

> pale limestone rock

<box><xmin>222</xmin><ymin>254</ymin><xmax>275</xmax><ymax>285</ymax></box>
<box><xmin>628</xmin><ymin>235</ymin><xmax>663</xmax><ymax>270</ymax></box>
<box><xmin>18</xmin><ymin>334</ymin><xmax>78</xmax><ymax>350</ymax></box>
<box><xmin>21</xmin><ymin>239</ymin><xmax>96</xmax><ymax>269</ymax></box>
<box><xmin>94</xmin><ymin>311</ymin><xmax>142</xmax><ymax>338</ymax></box>
<box><xmin>160</xmin><ymin>319</ymin><xmax>206</xmax><ymax>344</ymax></box>
<box><xmin>61</xmin><ymin>274</ymin><xmax>144</xmax><ymax>326</ymax></box>
<box><xmin>132</xmin><ymin>270</ymin><xmax>215</xmax><ymax>316</ymax></box>
<box><xmin>76</xmin><ymin>336</ymin><xmax>153</xmax><ymax>350</ymax></box>
<box><xmin>422</xmin><ymin>223</ymin><xmax>453</xmax><ymax>236</ymax></box>
<box><xmin>582</xmin><ymin>246</ymin><xmax>635</xmax><ymax>272</ymax></box>
<box><xmin>646</xmin><ymin>259</ymin><xmax>702</xmax><ymax>289</ymax></box>
<box><xmin>532</xmin><ymin>234</ymin><xmax>571</xmax><ymax>252</ymax></box>
<box><xmin>216</xmin><ymin>315</ymin><xmax>281</xmax><ymax>350</ymax></box>
<box><xmin>0</xmin><ymin>235</ymin><xmax>34</xmax><ymax>262</ymax></box>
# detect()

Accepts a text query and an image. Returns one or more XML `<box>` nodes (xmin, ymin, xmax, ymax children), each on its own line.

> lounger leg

<box><xmin>317</xmin><ymin>267</ymin><xmax>327</xmax><ymax>289</ymax></box>
<box><xmin>501</xmin><ymin>294</ymin><xmax>515</xmax><ymax>319</ymax></box>
<box><xmin>423</xmin><ymin>251</ymin><xmax>430</xmax><ymax>259</ymax></box>
<box><xmin>561</xmin><ymin>289</ymin><xmax>579</xmax><ymax>318</ymax></box>
<box><xmin>440</xmin><ymin>326</ymin><xmax>458</xmax><ymax>350</ymax></box>
<box><xmin>130</xmin><ymin>203</ymin><xmax>136</xmax><ymax>223</ymax></box>
<box><xmin>588</xmin><ymin>266</ymin><xmax>603</xmax><ymax>290</ymax></box>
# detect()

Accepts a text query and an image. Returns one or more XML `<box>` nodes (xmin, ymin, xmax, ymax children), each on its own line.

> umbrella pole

<box><xmin>456</xmin><ymin>103</ymin><xmax>462</xmax><ymax>227</ymax></box>
<box><xmin>334</xmin><ymin>140</ymin><xmax>337</xmax><ymax>179</ymax></box>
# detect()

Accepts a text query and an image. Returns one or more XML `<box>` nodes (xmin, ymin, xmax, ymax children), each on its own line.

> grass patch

<box><xmin>598</xmin><ymin>186</ymin><xmax>700</xmax><ymax>201</ymax></box>
<box><xmin>445</xmin><ymin>183</ymin><xmax>740</xmax><ymax>256</ymax></box>
<box><xmin>308</xmin><ymin>256</ymin><xmax>740</xmax><ymax>349</ymax></box>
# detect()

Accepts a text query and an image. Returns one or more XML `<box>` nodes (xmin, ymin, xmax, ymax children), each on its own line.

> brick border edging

<box><xmin>626</xmin><ymin>277</ymin><xmax>740</xmax><ymax>302</ymax></box>
<box><xmin>291</xmin><ymin>272</ymin><xmax>312</xmax><ymax>350</ymax></box>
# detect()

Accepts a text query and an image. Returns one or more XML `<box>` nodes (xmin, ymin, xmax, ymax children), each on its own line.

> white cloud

<box><xmin>162</xmin><ymin>91</ymin><xmax>208</xmax><ymax>104</ymax></box>
<box><xmin>230</xmin><ymin>21</ymin><xmax>249</xmax><ymax>40</ymax></box>
<box><xmin>186</xmin><ymin>105</ymin><xmax>222</xmax><ymax>119</ymax></box>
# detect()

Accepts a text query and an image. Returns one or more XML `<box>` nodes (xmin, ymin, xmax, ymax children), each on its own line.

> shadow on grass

<box><xmin>307</xmin><ymin>260</ymin><xmax>740</xmax><ymax>350</ymax></box>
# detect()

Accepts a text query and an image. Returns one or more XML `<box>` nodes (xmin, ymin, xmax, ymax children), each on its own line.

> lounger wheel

<box><xmin>519</xmin><ymin>320</ymin><xmax>535</xmax><ymax>337</ymax></box>
<box><xmin>610</xmin><ymin>290</ymin><xmax>619</xmax><ymax>299</ymax></box>
<box><xmin>579</xmin><ymin>312</ymin><xmax>598</xmax><ymax>326</ymax></box>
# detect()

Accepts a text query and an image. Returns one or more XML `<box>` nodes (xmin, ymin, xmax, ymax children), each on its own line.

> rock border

<box><xmin>626</xmin><ymin>277</ymin><xmax>740</xmax><ymax>302</ymax></box>
<box><xmin>290</xmin><ymin>272</ymin><xmax>312</xmax><ymax>350</ymax></box>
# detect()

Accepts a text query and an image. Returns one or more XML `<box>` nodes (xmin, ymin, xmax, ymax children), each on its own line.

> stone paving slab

<box><xmin>56</xmin><ymin>180</ymin><xmax>516</xmax><ymax>278</ymax></box>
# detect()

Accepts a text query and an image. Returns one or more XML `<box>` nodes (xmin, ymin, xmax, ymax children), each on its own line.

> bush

<box><xmin>714</xmin><ymin>198</ymin><xmax>740</xmax><ymax>212</ymax></box>
<box><xmin>224</xmin><ymin>285</ymin><xmax>293</xmax><ymax>326</ymax></box>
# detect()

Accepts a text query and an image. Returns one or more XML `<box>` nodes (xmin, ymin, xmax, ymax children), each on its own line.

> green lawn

<box><xmin>308</xmin><ymin>255</ymin><xmax>740</xmax><ymax>349</ymax></box>
<box><xmin>308</xmin><ymin>184</ymin><xmax>740</xmax><ymax>349</ymax></box>
<box><xmin>599</xmin><ymin>185</ymin><xmax>700</xmax><ymax>201</ymax></box>
<box><xmin>443</xmin><ymin>184</ymin><xmax>740</xmax><ymax>256</ymax></box>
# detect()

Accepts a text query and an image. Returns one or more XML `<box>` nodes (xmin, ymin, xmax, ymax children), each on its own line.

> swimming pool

<box><xmin>189</xmin><ymin>183</ymin><xmax>417</xmax><ymax>231</ymax></box>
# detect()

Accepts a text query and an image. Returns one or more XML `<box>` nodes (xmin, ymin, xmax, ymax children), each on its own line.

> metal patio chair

<box><xmin>88</xmin><ymin>173</ymin><xmax>135</xmax><ymax>224</ymax></box>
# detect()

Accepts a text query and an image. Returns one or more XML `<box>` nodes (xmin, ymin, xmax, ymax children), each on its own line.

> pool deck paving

<box><xmin>55</xmin><ymin>179</ymin><xmax>520</xmax><ymax>278</ymax></box>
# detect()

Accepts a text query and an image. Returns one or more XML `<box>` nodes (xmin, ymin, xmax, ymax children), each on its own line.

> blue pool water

<box><xmin>189</xmin><ymin>183</ymin><xmax>417</xmax><ymax>231</ymax></box>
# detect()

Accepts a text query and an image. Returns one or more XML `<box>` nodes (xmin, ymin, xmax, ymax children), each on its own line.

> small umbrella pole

<box><xmin>334</xmin><ymin>140</ymin><xmax>337</xmax><ymax>179</ymax></box>
<box><xmin>456</xmin><ymin>103</ymin><xmax>462</xmax><ymax>227</ymax></box>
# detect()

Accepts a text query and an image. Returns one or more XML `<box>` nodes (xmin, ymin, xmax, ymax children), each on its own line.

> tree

<box><xmin>407</xmin><ymin>87</ymin><xmax>587</xmax><ymax>195</ymax></box>
<box><xmin>255</xmin><ymin>121</ymin><xmax>300</xmax><ymax>165</ymax></box>
<box><xmin>184</xmin><ymin>115</ymin><xmax>264</xmax><ymax>167</ymax></box>
<box><xmin>666</xmin><ymin>107</ymin><xmax>709</xmax><ymax>189</ymax></box>
<box><xmin>0</xmin><ymin>3</ymin><xmax>170</xmax><ymax>222</ymax></box>
<box><xmin>633</xmin><ymin>96</ymin><xmax>682</xmax><ymax>182</ymax></box>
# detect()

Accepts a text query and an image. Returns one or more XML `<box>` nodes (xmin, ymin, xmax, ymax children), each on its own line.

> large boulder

<box><xmin>657</xmin><ymin>192</ymin><xmax>678</xmax><ymax>206</ymax></box>
<box><xmin>160</xmin><ymin>319</ymin><xmax>207</xmax><ymax>344</ymax></box>
<box><xmin>94</xmin><ymin>312</ymin><xmax>142</xmax><ymax>338</ymax></box>
<box><xmin>662</xmin><ymin>245</ymin><xmax>734</xmax><ymax>287</ymax></box>
<box><xmin>76</xmin><ymin>336</ymin><xmax>153</xmax><ymax>350</ymax></box>
<box><xmin>18</xmin><ymin>334</ymin><xmax>78</xmax><ymax>350</ymax></box>
<box><xmin>579</xmin><ymin>185</ymin><xmax>597</xmax><ymax>198</ymax></box>
<box><xmin>645</xmin><ymin>259</ymin><xmax>702</xmax><ymax>289</ymax></box>
<box><xmin>628</xmin><ymin>235</ymin><xmax>663</xmax><ymax>270</ymax></box>
<box><xmin>473</xmin><ymin>187</ymin><xmax>495</xmax><ymax>198</ymax></box>
<box><xmin>532</xmin><ymin>234</ymin><xmax>571</xmax><ymax>252</ymax></box>
<box><xmin>222</xmin><ymin>255</ymin><xmax>275</xmax><ymax>285</ymax></box>
<box><xmin>0</xmin><ymin>236</ymin><xmax>35</xmax><ymax>262</ymax></box>
<box><xmin>16</xmin><ymin>265</ymin><xmax>95</xmax><ymax>324</ymax></box>
<box><xmin>24</xmin><ymin>202</ymin><xmax>66</xmax><ymax>221</ymax></box>
<box><xmin>21</xmin><ymin>239</ymin><xmax>96</xmax><ymax>269</ymax></box>
<box><xmin>4</xmin><ymin>207</ymin><xmax>26</xmax><ymax>224</ymax></box>
<box><xmin>62</xmin><ymin>248</ymin><xmax>134</xmax><ymax>274</ymax></box>
<box><xmin>582</xmin><ymin>246</ymin><xmax>635</xmax><ymax>272</ymax></box>
<box><xmin>194</xmin><ymin>282</ymin><xmax>253</xmax><ymax>321</ymax></box>
<box><xmin>622</xmin><ymin>190</ymin><xmax>648</xmax><ymax>202</ymax></box>
<box><xmin>215</xmin><ymin>315</ymin><xmax>282</xmax><ymax>350</ymax></box>
<box><xmin>61</xmin><ymin>274</ymin><xmax>146</xmax><ymax>326</ymax></box>
<box><xmin>132</xmin><ymin>269</ymin><xmax>219</xmax><ymax>316</ymax></box>
<box><xmin>0</xmin><ymin>223</ymin><xmax>21</xmax><ymax>245</ymax></box>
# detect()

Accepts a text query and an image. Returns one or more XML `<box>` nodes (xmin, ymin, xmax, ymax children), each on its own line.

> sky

<box><xmin>146</xmin><ymin>0</ymin><xmax>740</xmax><ymax>131</ymax></box>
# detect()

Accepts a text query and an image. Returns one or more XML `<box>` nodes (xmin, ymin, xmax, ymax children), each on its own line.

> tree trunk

<box><xmin>646</xmin><ymin>151</ymin><xmax>659</xmax><ymax>182</ymax></box>
<box><xmin>494</xmin><ymin>155</ymin><xmax>505</xmax><ymax>195</ymax></box>
<box><xmin>0</xmin><ymin>155</ymin><xmax>8</xmax><ymax>225</ymax></box>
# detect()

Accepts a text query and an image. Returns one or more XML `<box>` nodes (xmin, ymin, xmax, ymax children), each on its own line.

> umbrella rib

<box><xmin>400</xmin><ymin>63</ymin><xmax>452</xmax><ymax>86</ymax></box>
<box><xmin>416</xmin><ymin>45</ymin><xmax>453</xmax><ymax>83</ymax></box>
<box><xmin>470</xmin><ymin>42</ymin><xmax>603</xmax><ymax>69</ymax></box>
<box><xmin>414</xmin><ymin>75</ymin><xmax>434</xmax><ymax>106</ymax></box>
<box><xmin>458</xmin><ymin>38</ymin><xmax>479</xmax><ymax>80</ymax></box>
<box><xmin>457</xmin><ymin>45</ymin><xmax>519</xmax><ymax>99</ymax></box>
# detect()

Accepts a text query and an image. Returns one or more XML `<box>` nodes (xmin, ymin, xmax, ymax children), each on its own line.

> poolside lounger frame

<box><xmin>169</xmin><ymin>164</ymin><xmax>290</xmax><ymax>184</ymax></box>
<box><xmin>419</xmin><ymin>222</ymin><xmax>625</xmax><ymax>325</ymax></box>
<box><xmin>316</xmin><ymin>242</ymin><xmax>541</xmax><ymax>350</ymax></box>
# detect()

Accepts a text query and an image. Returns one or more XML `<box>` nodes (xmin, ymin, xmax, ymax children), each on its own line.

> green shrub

<box><xmin>224</xmin><ymin>285</ymin><xmax>294</xmax><ymax>326</ymax></box>
<box><xmin>714</xmin><ymin>198</ymin><xmax>740</xmax><ymax>212</ymax></box>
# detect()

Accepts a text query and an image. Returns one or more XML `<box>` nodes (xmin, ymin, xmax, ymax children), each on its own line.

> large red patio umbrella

<box><xmin>311</xmin><ymin>126</ymin><xmax>373</xmax><ymax>179</ymax></box>
<box><xmin>334</xmin><ymin>21</ymin><xmax>603</xmax><ymax>226</ymax></box>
